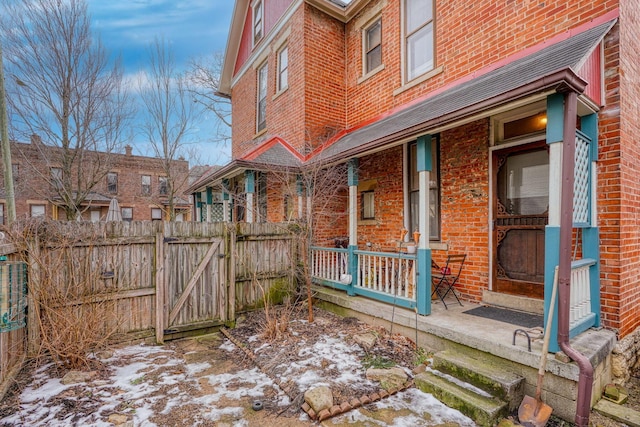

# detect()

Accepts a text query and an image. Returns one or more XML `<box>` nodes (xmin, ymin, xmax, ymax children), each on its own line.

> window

<box><xmin>90</xmin><ymin>210</ymin><xmax>101</xmax><ymax>222</ymax></box>
<box><xmin>159</xmin><ymin>177</ymin><xmax>168</xmax><ymax>196</ymax></box>
<box><xmin>107</xmin><ymin>172</ymin><xmax>118</xmax><ymax>194</ymax></box>
<box><xmin>30</xmin><ymin>205</ymin><xmax>45</xmax><ymax>218</ymax></box>
<box><xmin>11</xmin><ymin>164</ymin><xmax>18</xmax><ymax>183</ymax></box>
<box><xmin>361</xmin><ymin>191</ymin><xmax>375</xmax><ymax>220</ymax></box>
<box><xmin>151</xmin><ymin>208</ymin><xmax>163</xmax><ymax>220</ymax></box>
<box><xmin>252</xmin><ymin>0</ymin><xmax>264</xmax><ymax>46</ymax></box>
<box><xmin>121</xmin><ymin>207</ymin><xmax>133</xmax><ymax>222</ymax></box>
<box><xmin>409</xmin><ymin>138</ymin><xmax>440</xmax><ymax>240</ymax></box>
<box><xmin>0</xmin><ymin>204</ymin><xmax>4</xmax><ymax>225</ymax></box>
<box><xmin>141</xmin><ymin>175</ymin><xmax>151</xmax><ymax>195</ymax></box>
<box><xmin>404</xmin><ymin>0</ymin><xmax>434</xmax><ymax>81</ymax></box>
<box><xmin>257</xmin><ymin>62</ymin><xmax>268</xmax><ymax>132</ymax></box>
<box><xmin>364</xmin><ymin>18</ymin><xmax>382</xmax><ymax>74</ymax></box>
<box><xmin>51</xmin><ymin>167</ymin><xmax>63</xmax><ymax>189</ymax></box>
<box><xmin>277</xmin><ymin>45</ymin><xmax>289</xmax><ymax>92</ymax></box>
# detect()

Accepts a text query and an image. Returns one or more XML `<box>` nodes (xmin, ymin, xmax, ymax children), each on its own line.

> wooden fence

<box><xmin>0</xmin><ymin>221</ymin><xmax>299</xmax><ymax>387</ymax></box>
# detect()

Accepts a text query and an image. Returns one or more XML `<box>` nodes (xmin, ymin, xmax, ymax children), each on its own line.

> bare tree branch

<box><xmin>1</xmin><ymin>0</ymin><xmax>134</xmax><ymax>219</ymax></box>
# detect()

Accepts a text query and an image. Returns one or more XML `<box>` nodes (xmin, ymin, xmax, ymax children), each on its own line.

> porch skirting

<box><xmin>312</xmin><ymin>285</ymin><xmax>616</xmax><ymax>423</ymax></box>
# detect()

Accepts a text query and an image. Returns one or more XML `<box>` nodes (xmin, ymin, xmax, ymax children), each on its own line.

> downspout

<box><xmin>558</xmin><ymin>91</ymin><xmax>593</xmax><ymax>427</ymax></box>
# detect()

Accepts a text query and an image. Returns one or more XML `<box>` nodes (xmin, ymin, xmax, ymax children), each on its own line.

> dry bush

<box><xmin>7</xmin><ymin>218</ymin><xmax>122</xmax><ymax>370</ymax></box>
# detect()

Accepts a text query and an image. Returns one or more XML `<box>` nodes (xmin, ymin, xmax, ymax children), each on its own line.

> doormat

<box><xmin>463</xmin><ymin>306</ymin><xmax>543</xmax><ymax>329</ymax></box>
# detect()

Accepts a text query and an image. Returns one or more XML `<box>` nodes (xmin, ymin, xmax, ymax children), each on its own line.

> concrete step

<box><xmin>432</xmin><ymin>349</ymin><xmax>525</xmax><ymax>411</ymax></box>
<box><xmin>414</xmin><ymin>370</ymin><xmax>508</xmax><ymax>427</ymax></box>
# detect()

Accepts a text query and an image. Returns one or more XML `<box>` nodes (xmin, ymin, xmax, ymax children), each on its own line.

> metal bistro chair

<box><xmin>431</xmin><ymin>254</ymin><xmax>466</xmax><ymax>309</ymax></box>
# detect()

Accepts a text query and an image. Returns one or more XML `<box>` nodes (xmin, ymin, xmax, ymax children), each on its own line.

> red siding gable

<box><xmin>234</xmin><ymin>0</ymin><xmax>296</xmax><ymax>75</ymax></box>
<box><xmin>577</xmin><ymin>45</ymin><xmax>603</xmax><ymax>106</ymax></box>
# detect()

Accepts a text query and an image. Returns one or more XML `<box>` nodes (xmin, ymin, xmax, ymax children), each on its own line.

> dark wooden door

<box><xmin>492</xmin><ymin>142</ymin><xmax>548</xmax><ymax>298</ymax></box>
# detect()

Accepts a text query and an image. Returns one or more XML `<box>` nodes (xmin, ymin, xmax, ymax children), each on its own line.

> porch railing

<box><xmin>356</xmin><ymin>250</ymin><xmax>416</xmax><ymax>300</ymax></box>
<box><xmin>569</xmin><ymin>258</ymin><xmax>597</xmax><ymax>334</ymax></box>
<box><xmin>310</xmin><ymin>247</ymin><xmax>418</xmax><ymax>310</ymax></box>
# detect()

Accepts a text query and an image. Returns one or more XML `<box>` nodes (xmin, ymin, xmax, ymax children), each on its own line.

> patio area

<box><xmin>312</xmin><ymin>284</ymin><xmax>616</xmax><ymax>422</ymax></box>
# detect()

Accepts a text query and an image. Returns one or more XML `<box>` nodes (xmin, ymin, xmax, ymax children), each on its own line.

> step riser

<box><xmin>433</xmin><ymin>349</ymin><xmax>525</xmax><ymax>411</ymax></box>
<box><xmin>415</xmin><ymin>371</ymin><xmax>508</xmax><ymax>427</ymax></box>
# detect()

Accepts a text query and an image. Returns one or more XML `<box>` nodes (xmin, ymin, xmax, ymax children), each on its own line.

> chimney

<box><xmin>30</xmin><ymin>134</ymin><xmax>42</xmax><ymax>145</ymax></box>
<box><xmin>125</xmin><ymin>145</ymin><xmax>132</xmax><ymax>156</ymax></box>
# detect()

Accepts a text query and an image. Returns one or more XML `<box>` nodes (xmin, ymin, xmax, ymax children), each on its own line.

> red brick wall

<box><xmin>344</xmin><ymin>0</ymin><xmax>619</xmax><ymax>126</ymax></box>
<box><xmin>438</xmin><ymin>120</ymin><xmax>490</xmax><ymax>302</ymax></box>
<box><xmin>610</xmin><ymin>9</ymin><xmax>640</xmax><ymax>337</ymax></box>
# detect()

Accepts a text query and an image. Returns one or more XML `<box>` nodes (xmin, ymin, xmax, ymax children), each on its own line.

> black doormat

<box><xmin>463</xmin><ymin>306</ymin><xmax>543</xmax><ymax>328</ymax></box>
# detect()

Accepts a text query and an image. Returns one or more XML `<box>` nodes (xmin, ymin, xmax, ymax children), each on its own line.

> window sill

<box><xmin>253</xmin><ymin>128</ymin><xmax>268</xmax><ymax>139</ymax></box>
<box><xmin>358</xmin><ymin>219</ymin><xmax>378</xmax><ymax>226</ymax></box>
<box><xmin>357</xmin><ymin>64</ymin><xmax>385</xmax><ymax>85</ymax></box>
<box><xmin>393</xmin><ymin>66</ymin><xmax>444</xmax><ymax>97</ymax></box>
<box><xmin>272</xmin><ymin>86</ymin><xmax>288</xmax><ymax>101</ymax></box>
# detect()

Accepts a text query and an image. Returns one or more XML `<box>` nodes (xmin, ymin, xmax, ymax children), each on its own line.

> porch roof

<box><xmin>313</xmin><ymin>17</ymin><xmax>616</xmax><ymax>164</ymax></box>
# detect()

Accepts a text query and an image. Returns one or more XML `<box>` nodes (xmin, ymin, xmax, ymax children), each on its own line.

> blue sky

<box><xmin>87</xmin><ymin>0</ymin><xmax>234</xmax><ymax>165</ymax></box>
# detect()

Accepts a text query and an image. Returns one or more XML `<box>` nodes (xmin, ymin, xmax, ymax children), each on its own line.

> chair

<box><xmin>431</xmin><ymin>254</ymin><xmax>466</xmax><ymax>309</ymax></box>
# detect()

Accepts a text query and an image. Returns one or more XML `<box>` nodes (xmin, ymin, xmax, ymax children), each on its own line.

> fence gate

<box><xmin>156</xmin><ymin>236</ymin><xmax>226</xmax><ymax>343</ymax></box>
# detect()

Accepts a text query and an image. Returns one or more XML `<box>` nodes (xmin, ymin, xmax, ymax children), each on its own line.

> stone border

<box><xmin>220</xmin><ymin>327</ymin><xmax>415</xmax><ymax>422</ymax></box>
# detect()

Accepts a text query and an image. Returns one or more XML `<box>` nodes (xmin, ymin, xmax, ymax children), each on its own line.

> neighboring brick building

<box><xmin>0</xmin><ymin>137</ymin><xmax>191</xmax><ymax>222</ymax></box>
<box><xmin>189</xmin><ymin>1</ymin><xmax>638</xmax><ymax>422</ymax></box>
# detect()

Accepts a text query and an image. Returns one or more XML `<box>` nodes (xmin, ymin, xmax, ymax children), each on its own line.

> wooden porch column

<box><xmin>195</xmin><ymin>192</ymin><xmax>202</xmax><ymax>222</ymax></box>
<box><xmin>581</xmin><ymin>113</ymin><xmax>601</xmax><ymax>325</ymax></box>
<box><xmin>206</xmin><ymin>187</ymin><xmax>213</xmax><ymax>222</ymax></box>
<box><xmin>222</xmin><ymin>179</ymin><xmax>230</xmax><ymax>222</ymax></box>
<box><xmin>347</xmin><ymin>159</ymin><xmax>358</xmax><ymax>296</ymax></box>
<box><xmin>245</xmin><ymin>170</ymin><xmax>255</xmax><ymax>223</ymax></box>
<box><xmin>545</xmin><ymin>92</ymin><xmax>564</xmax><ymax>352</ymax></box>
<box><xmin>416</xmin><ymin>135</ymin><xmax>432</xmax><ymax>315</ymax></box>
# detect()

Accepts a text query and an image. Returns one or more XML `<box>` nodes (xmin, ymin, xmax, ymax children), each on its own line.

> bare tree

<box><xmin>139</xmin><ymin>38</ymin><xmax>199</xmax><ymax>221</ymax></box>
<box><xmin>186</xmin><ymin>53</ymin><xmax>231</xmax><ymax>146</ymax></box>
<box><xmin>1</xmin><ymin>0</ymin><xmax>133</xmax><ymax>220</ymax></box>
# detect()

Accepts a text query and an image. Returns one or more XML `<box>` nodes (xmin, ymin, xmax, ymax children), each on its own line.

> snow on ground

<box><xmin>1</xmin><ymin>335</ymin><xmax>478</xmax><ymax>426</ymax></box>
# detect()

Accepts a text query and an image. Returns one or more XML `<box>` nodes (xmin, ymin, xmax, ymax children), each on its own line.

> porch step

<box><xmin>414</xmin><ymin>370</ymin><xmax>508</xmax><ymax>427</ymax></box>
<box><xmin>432</xmin><ymin>349</ymin><xmax>525</xmax><ymax>411</ymax></box>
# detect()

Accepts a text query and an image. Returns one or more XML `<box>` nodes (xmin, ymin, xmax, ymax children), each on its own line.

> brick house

<box><xmin>1</xmin><ymin>137</ymin><xmax>191</xmax><ymax>222</ymax></box>
<box><xmin>188</xmin><ymin>1</ymin><xmax>638</xmax><ymax>423</ymax></box>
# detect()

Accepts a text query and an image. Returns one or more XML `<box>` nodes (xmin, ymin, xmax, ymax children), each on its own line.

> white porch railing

<box><xmin>311</xmin><ymin>247</ymin><xmax>349</xmax><ymax>284</ymax></box>
<box><xmin>356</xmin><ymin>251</ymin><xmax>416</xmax><ymax>300</ymax></box>
<box><xmin>570</xmin><ymin>258</ymin><xmax>596</xmax><ymax>329</ymax></box>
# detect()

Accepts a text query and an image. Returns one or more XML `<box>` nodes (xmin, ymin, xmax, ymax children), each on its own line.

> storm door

<box><xmin>492</xmin><ymin>142</ymin><xmax>548</xmax><ymax>298</ymax></box>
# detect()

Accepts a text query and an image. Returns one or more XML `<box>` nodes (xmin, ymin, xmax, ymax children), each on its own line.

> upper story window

<box><xmin>141</xmin><ymin>175</ymin><xmax>151</xmax><ymax>196</ymax></box>
<box><xmin>257</xmin><ymin>62</ymin><xmax>268</xmax><ymax>133</ymax></box>
<box><xmin>277</xmin><ymin>45</ymin><xmax>289</xmax><ymax>93</ymax></box>
<box><xmin>252</xmin><ymin>0</ymin><xmax>264</xmax><ymax>46</ymax></box>
<box><xmin>364</xmin><ymin>18</ymin><xmax>382</xmax><ymax>74</ymax></box>
<box><xmin>159</xmin><ymin>176</ymin><xmax>168</xmax><ymax>196</ymax></box>
<box><xmin>50</xmin><ymin>167</ymin><xmax>63</xmax><ymax>189</ymax></box>
<box><xmin>409</xmin><ymin>138</ymin><xmax>440</xmax><ymax>240</ymax></box>
<box><xmin>404</xmin><ymin>0</ymin><xmax>434</xmax><ymax>82</ymax></box>
<box><xmin>12</xmin><ymin>164</ymin><xmax>18</xmax><ymax>183</ymax></box>
<box><xmin>107</xmin><ymin>172</ymin><xmax>118</xmax><ymax>194</ymax></box>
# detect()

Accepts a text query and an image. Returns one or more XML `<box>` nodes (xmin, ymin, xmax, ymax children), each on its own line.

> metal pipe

<box><xmin>558</xmin><ymin>90</ymin><xmax>593</xmax><ymax>427</ymax></box>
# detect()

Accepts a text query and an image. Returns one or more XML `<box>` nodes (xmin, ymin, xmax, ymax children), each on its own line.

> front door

<box><xmin>492</xmin><ymin>142</ymin><xmax>548</xmax><ymax>298</ymax></box>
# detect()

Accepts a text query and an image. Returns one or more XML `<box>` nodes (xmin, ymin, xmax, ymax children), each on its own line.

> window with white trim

<box><xmin>404</xmin><ymin>0</ymin><xmax>434</xmax><ymax>82</ymax></box>
<box><xmin>257</xmin><ymin>62</ymin><xmax>268</xmax><ymax>132</ymax></box>
<box><xmin>51</xmin><ymin>167</ymin><xmax>63</xmax><ymax>190</ymax></box>
<box><xmin>364</xmin><ymin>18</ymin><xmax>382</xmax><ymax>74</ymax></box>
<box><xmin>277</xmin><ymin>45</ymin><xmax>288</xmax><ymax>92</ymax></box>
<box><xmin>121</xmin><ymin>207</ymin><xmax>133</xmax><ymax>222</ymax></box>
<box><xmin>361</xmin><ymin>191</ymin><xmax>375</xmax><ymax>220</ymax></box>
<box><xmin>107</xmin><ymin>172</ymin><xmax>118</xmax><ymax>194</ymax></box>
<box><xmin>151</xmin><ymin>208</ymin><xmax>163</xmax><ymax>220</ymax></box>
<box><xmin>30</xmin><ymin>204</ymin><xmax>45</xmax><ymax>218</ymax></box>
<box><xmin>159</xmin><ymin>176</ymin><xmax>168</xmax><ymax>196</ymax></box>
<box><xmin>409</xmin><ymin>138</ymin><xmax>440</xmax><ymax>240</ymax></box>
<box><xmin>252</xmin><ymin>0</ymin><xmax>264</xmax><ymax>46</ymax></box>
<box><xmin>141</xmin><ymin>175</ymin><xmax>151</xmax><ymax>195</ymax></box>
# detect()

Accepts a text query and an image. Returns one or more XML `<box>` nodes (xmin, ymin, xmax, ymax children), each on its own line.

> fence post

<box><xmin>227</xmin><ymin>224</ymin><xmax>236</xmax><ymax>325</ymax></box>
<box><xmin>155</xmin><ymin>230</ymin><xmax>165</xmax><ymax>344</ymax></box>
<box><xmin>27</xmin><ymin>237</ymin><xmax>41</xmax><ymax>356</ymax></box>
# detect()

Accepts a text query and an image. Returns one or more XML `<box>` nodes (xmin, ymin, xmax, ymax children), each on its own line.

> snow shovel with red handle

<box><xmin>518</xmin><ymin>266</ymin><xmax>558</xmax><ymax>427</ymax></box>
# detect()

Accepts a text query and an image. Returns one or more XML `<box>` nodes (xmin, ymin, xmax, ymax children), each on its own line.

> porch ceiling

<box><xmin>313</xmin><ymin>18</ymin><xmax>616</xmax><ymax>164</ymax></box>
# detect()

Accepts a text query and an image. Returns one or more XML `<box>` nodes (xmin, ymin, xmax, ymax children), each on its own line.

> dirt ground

<box><xmin>0</xmin><ymin>305</ymin><xmax>636</xmax><ymax>426</ymax></box>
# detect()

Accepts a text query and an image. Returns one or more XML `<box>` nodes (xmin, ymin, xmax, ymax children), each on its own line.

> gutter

<box><xmin>558</xmin><ymin>90</ymin><xmax>593</xmax><ymax>427</ymax></box>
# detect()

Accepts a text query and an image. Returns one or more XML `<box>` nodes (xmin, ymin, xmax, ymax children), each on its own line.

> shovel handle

<box><xmin>535</xmin><ymin>266</ymin><xmax>559</xmax><ymax>400</ymax></box>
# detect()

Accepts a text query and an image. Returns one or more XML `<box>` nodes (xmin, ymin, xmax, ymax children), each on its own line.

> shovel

<box><xmin>518</xmin><ymin>266</ymin><xmax>558</xmax><ymax>427</ymax></box>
